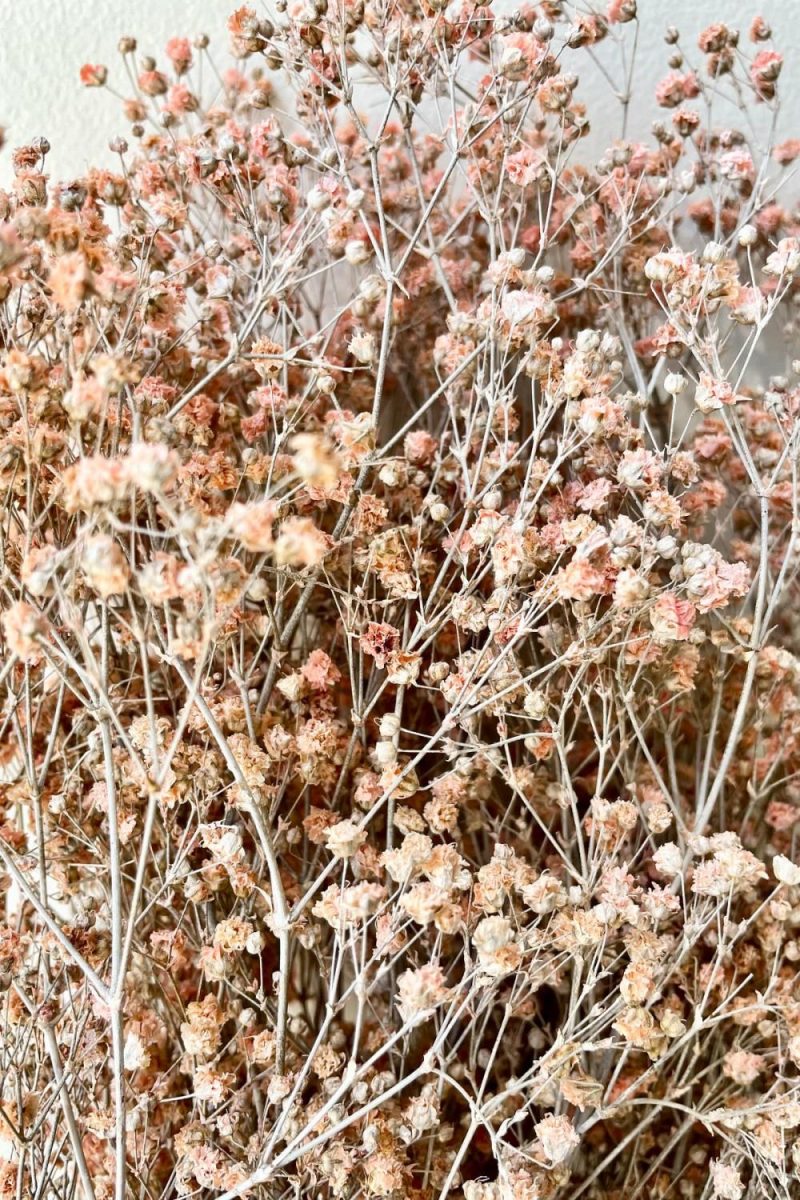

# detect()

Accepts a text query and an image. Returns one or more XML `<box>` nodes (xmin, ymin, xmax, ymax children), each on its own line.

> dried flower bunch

<box><xmin>2</xmin><ymin>3</ymin><xmax>800</xmax><ymax>1199</ymax></box>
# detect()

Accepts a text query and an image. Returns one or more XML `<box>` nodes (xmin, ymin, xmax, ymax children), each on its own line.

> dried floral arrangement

<box><xmin>1</xmin><ymin>3</ymin><xmax>800</xmax><ymax>1199</ymax></box>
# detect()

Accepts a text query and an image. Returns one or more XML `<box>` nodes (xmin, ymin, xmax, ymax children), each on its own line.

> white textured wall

<box><xmin>1</xmin><ymin>0</ymin><xmax>800</xmax><ymax>184</ymax></box>
<box><xmin>0</xmin><ymin>0</ymin><xmax>220</xmax><ymax>182</ymax></box>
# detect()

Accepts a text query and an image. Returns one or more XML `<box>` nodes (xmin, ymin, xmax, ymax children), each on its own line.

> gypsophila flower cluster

<box><xmin>0</xmin><ymin>4</ymin><xmax>800</xmax><ymax>1200</ymax></box>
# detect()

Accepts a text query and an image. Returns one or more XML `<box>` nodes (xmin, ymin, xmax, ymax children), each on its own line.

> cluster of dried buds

<box><xmin>0</xmin><ymin>4</ymin><xmax>800</xmax><ymax>1200</ymax></box>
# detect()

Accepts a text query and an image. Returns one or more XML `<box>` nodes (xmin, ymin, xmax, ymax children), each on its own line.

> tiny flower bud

<box><xmin>345</xmin><ymin>239</ymin><xmax>371</xmax><ymax>266</ymax></box>
<box><xmin>80</xmin><ymin>63</ymin><xmax>108</xmax><ymax>87</ymax></box>
<box><xmin>307</xmin><ymin>185</ymin><xmax>331</xmax><ymax>212</ymax></box>
<box><xmin>315</xmin><ymin>373</ymin><xmax>336</xmax><ymax>395</ymax></box>
<box><xmin>378</xmin><ymin>713</ymin><xmax>401</xmax><ymax>739</ymax></box>
<box><xmin>702</xmin><ymin>240</ymin><xmax>725</xmax><ymax>264</ymax></box>
<box><xmin>359</xmin><ymin>274</ymin><xmax>385</xmax><ymax>303</ymax></box>
<box><xmin>374</xmin><ymin>740</ymin><xmax>398</xmax><ymax>766</ymax></box>
<box><xmin>664</xmin><ymin>372</ymin><xmax>687</xmax><ymax>396</ymax></box>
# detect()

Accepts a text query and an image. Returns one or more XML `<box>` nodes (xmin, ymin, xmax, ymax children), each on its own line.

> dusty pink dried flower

<box><xmin>1</xmin><ymin>8</ymin><xmax>800</xmax><ymax>1200</ymax></box>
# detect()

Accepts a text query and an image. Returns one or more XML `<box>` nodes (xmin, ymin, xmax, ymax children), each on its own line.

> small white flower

<box><xmin>702</xmin><ymin>240</ymin><xmax>725</xmax><ymax>264</ymax></box>
<box><xmin>710</xmin><ymin>1160</ymin><xmax>743</xmax><ymax>1200</ymax></box>
<box><xmin>325</xmin><ymin>819</ymin><xmax>366</xmax><ymax>860</ymax></box>
<box><xmin>348</xmin><ymin>330</ymin><xmax>376</xmax><ymax>364</ymax></box>
<box><xmin>764</xmin><ymin>237</ymin><xmax>800</xmax><ymax>277</ymax></box>
<box><xmin>664</xmin><ymin>372</ymin><xmax>687</xmax><ymax>396</ymax></box>
<box><xmin>123</xmin><ymin>1031</ymin><xmax>149</xmax><ymax>1072</ymax></box>
<box><xmin>653</xmin><ymin>842</ymin><xmax>683</xmax><ymax>877</ymax></box>
<box><xmin>345</xmin><ymin>239</ymin><xmax>371</xmax><ymax>266</ymax></box>
<box><xmin>773</xmin><ymin>854</ymin><xmax>800</xmax><ymax>886</ymax></box>
<box><xmin>535</xmin><ymin>1113</ymin><xmax>580</xmax><ymax>1165</ymax></box>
